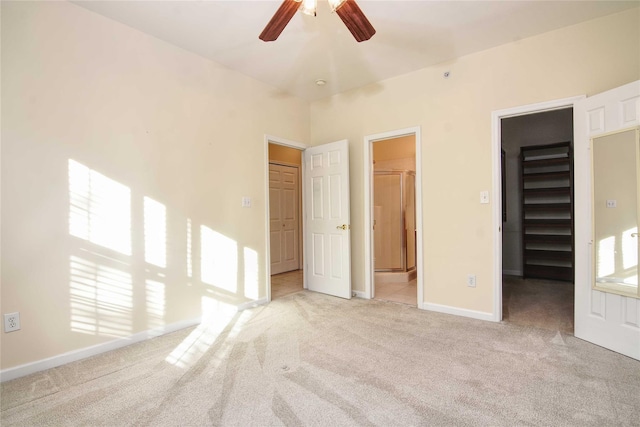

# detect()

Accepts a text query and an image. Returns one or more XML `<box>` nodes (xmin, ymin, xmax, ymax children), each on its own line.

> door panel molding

<box><xmin>304</xmin><ymin>139</ymin><xmax>352</xmax><ymax>299</ymax></box>
<box><xmin>269</xmin><ymin>163</ymin><xmax>300</xmax><ymax>275</ymax></box>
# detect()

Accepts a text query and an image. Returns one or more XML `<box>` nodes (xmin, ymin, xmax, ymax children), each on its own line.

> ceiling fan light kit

<box><xmin>300</xmin><ymin>0</ymin><xmax>317</xmax><ymax>16</ymax></box>
<box><xmin>259</xmin><ymin>0</ymin><xmax>375</xmax><ymax>43</ymax></box>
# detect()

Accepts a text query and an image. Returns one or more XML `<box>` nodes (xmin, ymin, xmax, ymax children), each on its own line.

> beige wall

<box><xmin>269</xmin><ymin>144</ymin><xmax>302</xmax><ymax>166</ymax></box>
<box><xmin>1</xmin><ymin>2</ymin><xmax>309</xmax><ymax>370</ymax></box>
<box><xmin>373</xmin><ymin>135</ymin><xmax>415</xmax><ymax>162</ymax></box>
<box><xmin>310</xmin><ymin>8</ymin><xmax>640</xmax><ymax>314</ymax></box>
<box><xmin>373</xmin><ymin>135</ymin><xmax>416</xmax><ymax>171</ymax></box>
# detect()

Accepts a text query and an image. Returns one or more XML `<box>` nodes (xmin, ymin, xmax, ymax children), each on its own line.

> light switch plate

<box><xmin>241</xmin><ymin>197</ymin><xmax>251</xmax><ymax>208</ymax></box>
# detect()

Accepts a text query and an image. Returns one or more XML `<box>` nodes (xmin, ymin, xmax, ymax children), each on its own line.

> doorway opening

<box><xmin>364</xmin><ymin>127</ymin><xmax>423</xmax><ymax>307</ymax></box>
<box><xmin>491</xmin><ymin>96</ymin><xmax>583</xmax><ymax>326</ymax></box>
<box><xmin>265</xmin><ymin>137</ymin><xmax>306</xmax><ymax>301</ymax></box>
<box><xmin>372</xmin><ymin>136</ymin><xmax>417</xmax><ymax>305</ymax></box>
<box><xmin>500</xmin><ymin>108</ymin><xmax>575</xmax><ymax>333</ymax></box>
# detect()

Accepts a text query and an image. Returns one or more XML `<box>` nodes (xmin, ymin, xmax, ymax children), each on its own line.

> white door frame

<box><xmin>490</xmin><ymin>96</ymin><xmax>585</xmax><ymax>322</ymax></box>
<box><xmin>264</xmin><ymin>134</ymin><xmax>308</xmax><ymax>302</ymax></box>
<box><xmin>364</xmin><ymin>127</ymin><xmax>424</xmax><ymax>308</ymax></box>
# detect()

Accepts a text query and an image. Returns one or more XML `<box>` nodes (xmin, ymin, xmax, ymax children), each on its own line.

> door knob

<box><xmin>336</xmin><ymin>224</ymin><xmax>350</xmax><ymax>230</ymax></box>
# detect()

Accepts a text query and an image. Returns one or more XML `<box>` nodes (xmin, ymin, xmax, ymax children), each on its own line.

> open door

<box><xmin>304</xmin><ymin>140</ymin><xmax>351</xmax><ymax>299</ymax></box>
<box><xmin>574</xmin><ymin>80</ymin><xmax>640</xmax><ymax>360</ymax></box>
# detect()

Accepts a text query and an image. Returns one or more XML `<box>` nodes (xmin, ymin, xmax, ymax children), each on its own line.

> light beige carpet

<box><xmin>502</xmin><ymin>276</ymin><xmax>575</xmax><ymax>334</ymax></box>
<box><xmin>2</xmin><ymin>291</ymin><xmax>639</xmax><ymax>426</ymax></box>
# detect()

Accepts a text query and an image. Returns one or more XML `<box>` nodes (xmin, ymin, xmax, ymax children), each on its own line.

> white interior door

<box><xmin>304</xmin><ymin>140</ymin><xmax>351</xmax><ymax>299</ymax></box>
<box><xmin>269</xmin><ymin>164</ymin><xmax>300</xmax><ymax>275</ymax></box>
<box><xmin>574</xmin><ymin>80</ymin><xmax>640</xmax><ymax>360</ymax></box>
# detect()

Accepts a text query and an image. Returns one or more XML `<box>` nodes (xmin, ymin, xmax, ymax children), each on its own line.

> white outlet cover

<box><xmin>241</xmin><ymin>196</ymin><xmax>251</xmax><ymax>208</ymax></box>
<box><xmin>467</xmin><ymin>274</ymin><xmax>477</xmax><ymax>287</ymax></box>
<box><xmin>4</xmin><ymin>312</ymin><xmax>21</xmax><ymax>332</ymax></box>
<box><xmin>606</xmin><ymin>199</ymin><xmax>617</xmax><ymax>208</ymax></box>
<box><xmin>480</xmin><ymin>191</ymin><xmax>489</xmax><ymax>204</ymax></box>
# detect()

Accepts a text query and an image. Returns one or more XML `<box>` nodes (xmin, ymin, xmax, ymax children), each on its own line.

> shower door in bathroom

<box><xmin>373</xmin><ymin>171</ymin><xmax>416</xmax><ymax>272</ymax></box>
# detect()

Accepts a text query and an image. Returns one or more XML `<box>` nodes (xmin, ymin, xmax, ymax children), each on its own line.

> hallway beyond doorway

<box><xmin>271</xmin><ymin>269</ymin><xmax>303</xmax><ymax>300</ymax></box>
<box><xmin>374</xmin><ymin>279</ymin><xmax>417</xmax><ymax>306</ymax></box>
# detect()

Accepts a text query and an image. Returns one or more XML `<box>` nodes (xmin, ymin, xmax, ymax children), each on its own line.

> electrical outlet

<box><xmin>4</xmin><ymin>312</ymin><xmax>21</xmax><ymax>333</ymax></box>
<box><xmin>467</xmin><ymin>275</ymin><xmax>476</xmax><ymax>288</ymax></box>
<box><xmin>606</xmin><ymin>200</ymin><xmax>617</xmax><ymax>208</ymax></box>
<box><xmin>480</xmin><ymin>191</ymin><xmax>489</xmax><ymax>204</ymax></box>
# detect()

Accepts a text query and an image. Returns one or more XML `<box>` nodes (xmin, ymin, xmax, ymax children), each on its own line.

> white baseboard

<box><xmin>502</xmin><ymin>269</ymin><xmax>522</xmax><ymax>277</ymax></box>
<box><xmin>423</xmin><ymin>302</ymin><xmax>495</xmax><ymax>322</ymax></box>
<box><xmin>0</xmin><ymin>317</ymin><xmax>200</xmax><ymax>383</ymax></box>
<box><xmin>1</xmin><ymin>298</ymin><xmax>270</xmax><ymax>383</ymax></box>
<box><xmin>352</xmin><ymin>290</ymin><xmax>367</xmax><ymax>299</ymax></box>
<box><xmin>237</xmin><ymin>297</ymin><xmax>269</xmax><ymax>311</ymax></box>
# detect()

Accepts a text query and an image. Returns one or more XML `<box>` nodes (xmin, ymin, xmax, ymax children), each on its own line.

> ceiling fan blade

<box><xmin>259</xmin><ymin>0</ymin><xmax>302</xmax><ymax>42</ymax></box>
<box><xmin>335</xmin><ymin>0</ymin><xmax>376</xmax><ymax>42</ymax></box>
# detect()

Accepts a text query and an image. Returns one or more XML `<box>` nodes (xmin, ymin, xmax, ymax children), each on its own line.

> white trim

<box><xmin>0</xmin><ymin>317</ymin><xmax>200</xmax><ymax>383</ymax></box>
<box><xmin>353</xmin><ymin>290</ymin><xmax>367</xmax><ymax>299</ymax></box>
<box><xmin>363</xmin><ymin>127</ymin><xmax>424</xmax><ymax>309</ymax></box>
<box><xmin>424</xmin><ymin>303</ymin><xmax>494</xmax><ymax>322</ymax></box>
<box><xmin>237</xmin><ymin>297</ymin><xmax>269</xmax><ymax>311</ymax></box>
<box><xmin>264</xmin><ymin>134</ymin><xmax>307</xmax><ymax>151</ymax></box>
<box><xmin>0</xmin><ymin>295</ymin><xmax>271</xmax><ymax>383</ymax></box>
<box><xmin>502</xmin><ymin>269</ymin><xmax>523</xmax><ymax>277</ymax></box>
<box><xmin>264</xmin><ymin>135</ymin><xmax>308</xmax><ymax>302</ymax></box>
<box><xmin>364</xmin><ymin>137</ymin><xmax>373</xmax><ymax>298</ymax></box>
<box><xmin>491</xmin><ymin>95</ymin><xmax>585</xmax><ymax>323</ymax></box>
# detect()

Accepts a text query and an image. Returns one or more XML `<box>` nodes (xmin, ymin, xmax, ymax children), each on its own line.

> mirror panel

<box><xmin>592</xmin><ymin>128</ymin><xmax>640</xmax><ymax>298</ymax></box>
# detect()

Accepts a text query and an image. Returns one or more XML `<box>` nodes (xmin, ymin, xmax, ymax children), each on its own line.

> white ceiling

<box><xmin>73</xmin><ymin>0</ymin><xmax>638</xmax><ymax>101</ymax></box>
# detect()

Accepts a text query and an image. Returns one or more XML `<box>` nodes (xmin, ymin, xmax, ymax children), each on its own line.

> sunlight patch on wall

<box><xmin>146</xmin><ymin>279</ymin><xmax>166</xmax><ymax>331</ymax></box>
<box><xmin>165</xmin><ymin>297</ymin><xmax>237</xmax><ymax>369</ymax></box>
<box><xmin>68</xmin><ymin>160</ymin><xmax>131</xmax><ymax>255</ymax></box>
<box><xmin>70</xmin><ymin>255</ymin><xmax>132</xmax><ymax>337</ymax></box>
<box><xmin>200</xmin><ymin>226</ymin><xmax>238</xmax><ymax>293</ymax></box>
<box><xmin>244</xmin><ymin>247</ymin><xmax>259</xmax><ymax>300</ymax></box>
<box><xmin>144</xmin><ymin>197</ymin><xmax>167</xmax><ymax>268</ymax></box>
<box><xmin>597</xmin><ymin>236</ymin><xmax>615</xmax><ymax>278</ymax></box>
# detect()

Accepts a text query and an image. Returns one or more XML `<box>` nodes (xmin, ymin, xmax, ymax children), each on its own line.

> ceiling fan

<box><xmin>259</xmin><ymin>0</ymin><xmax>376</xmax><ymax>43</ymax></box>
